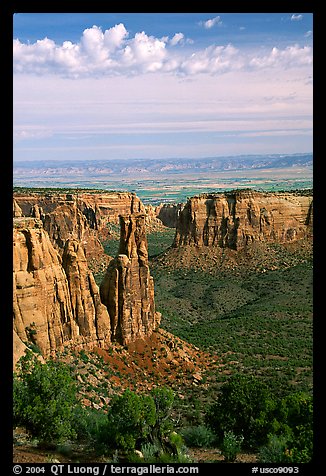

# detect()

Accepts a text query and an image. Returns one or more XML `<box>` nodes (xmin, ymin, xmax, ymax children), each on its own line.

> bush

<box><xmin>105</xmin><ymin>389</ymin><xmax>156</xmax><ymax>452</ymax></box>
<box><xmin>13</xmin><ymin>351</ymin><xmax>79</xmax><ymax>445</ymax></box>
<box><xmin>205</xmin><ymin>374</ymin><xmax>276</xmax><ymax>449</ymax></box>
<box><xmin>205</xmin><ymin>374</ymin><xmax>313</xmax><ymax>459</ymax></box>
<box><xmin>71</xmin><ymin>405</ymin><xmax>107</xmax><ymax>443</ymax></box>
<box><xmin>258</xmin><ymin>434</ymin><xmax>292</xmax><ymax>463</ymax></box>
<box><xmin>220</xmin><ymin>431</ymin><xmax>244</xmax><ymax>462</ymax></box>
<box><xmin>99</xmin><ymin>387</ymin><xmax>178</xmax><ymax>457</ymax></box>
<box><xmin>272</xmin><ymin>392</ymin><xmax>313</xmax><ymax>463</ymax></box>
<box><xmin>181</xmin><ymin>425</ymin><xmax>215</xmax><ymax>448</ymax></box>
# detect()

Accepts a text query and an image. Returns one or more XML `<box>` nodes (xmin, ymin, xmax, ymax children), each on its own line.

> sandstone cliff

<box><xmin>13</xmin><ymin>210</ymin><xmax>161</xmax><ymax>364</ymax></box>
<box><xmin>13</xmin><ymin>199</ymin><xmax>23</xmax><ymax>218</ymax></box>
<box><xmin>14</xmin><ymin>191</ymin><xmax>145</xmax><ymax>227</ymax></box>
<box><xmin>13</xmin><ymin>218</ymin><xmax>111</xmax><ymax>365</ymax></box>
<box><xmin>13</xmin><ymin>191</ymin><xmax>146</xmax><ymax>260</ymax></box>
<box><xmin>174</xmin><ymin>190</ymin><xmax>313</xmax><ymax>250</ymax></box>
<box><xmin>155</xmin><ymin>204</ymin><xmax>179</xmax><ymax>228</ymax></box>
<box><xmin>100</xmin><ymin>214</ymin><xmax>161</xmax><ymax>344</ymax></box>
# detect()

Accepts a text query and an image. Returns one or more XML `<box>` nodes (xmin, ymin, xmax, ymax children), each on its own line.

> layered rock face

<box><xmin>14</xmin><ymin>191</ymin><xmax>145</xmax><ymax>226</ymax></box>
<box><xmin>100</xmin><ymin>214</ymin><xmax>161</xmax><ymax>345</ymax></box>
<box><xmin>41</xmin><ymin>203</ymin><xmax>104</xmax><ymax>261</ymax></box>
<box><xmin>13</xmin><ymin>199</ymin><xmax>23</xmax><ymax>218</ymax></box>
<box><xmin>13</xmin><ymin>218</ymin><xmax>111</xmax><ymax>364</ymax></box>
<box><xmin>13</xmin><ymin>191</ymin><xmax>146</xmax><ymax>260</ymax></box>
<box><xmin>174</xmin><ymin>190</ymin><xmax>313</xmax><ymax>250</ymax></box>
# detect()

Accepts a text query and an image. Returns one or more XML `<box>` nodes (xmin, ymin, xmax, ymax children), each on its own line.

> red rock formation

<box><xmin>13</xmin><ymin>212</ymin><xmax>161</xmax><ymax>364</ymax></box>
<box><xmin>100</xmin><ymin>214</ymin><xmax>161</xmax><ymax>344</ymax></box>
<box><xmin>13</xmin><ymin>218</ymin><xmax>111</xmax><ymax>364</ymax></box>
<box><xmin>13</xmin><ymin>191</ymin><xmax>146</xmax><ymax>259</ymax></box>
<box><xmin>13</xmin><ymin>191</ymin><xmax>145</xmax><ymax>227</ymax></box>
<box><xmin>62</xmin><ymin>239</ymin><xmax>111</xmax><ymax>347</ymax></box>
<box><xmin>174</xmin><ymin>190</ymin><xmax>313</xmax><ymax>250</ymax></box>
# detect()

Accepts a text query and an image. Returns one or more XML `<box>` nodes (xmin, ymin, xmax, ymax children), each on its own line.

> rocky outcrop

<box><xmin>13</xmin><ymin>211</ymin><xmax>161</xmax><ymax>364</ymax></box>
<box><xmin>100</xmin><ymin>214</ymin><xmax>161</xmax><ymax>344</ymax></box>
<box><xmin>174</xmin><ymin>190</ymin><xmax>313</xmax><ymax>250</ymax></box>
<box><xmin>41</xmin><ymin>203</ymin><xmax>104</xmax><ymax>261</ymax></box>
<box><xmin>13</xmin><ymin>191</ymin><xmax>146</xmax><ymax>259</ymax></box>
<box><xmin>155</xmin><ymin>204</ymin><xmax>179</xmax><ymax>228</ymax></box>
<box><xmin>61</xmin><ymin>240</ymin><xmax>111</xmax><ymax>346</ymax></box>
<box><xmin>13</xmin><ymin>218</ymin><xmax>111</xmax><ymax>363</ymax></box>
<box><xmin>13</xmin><ymin>191</ymin><xmax>145</xmax><ymax>226</ymax></box>
<box><xmin>13</xmin><ymin>199</ymin><xmax>23</xmax><ymax>217</ymax></box>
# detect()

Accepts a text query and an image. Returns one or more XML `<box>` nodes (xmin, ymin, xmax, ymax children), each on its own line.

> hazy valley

<box><xmin>13</xmin><ymin>153</ymin><xmax>312</xmax><ymax>204</ymax></box>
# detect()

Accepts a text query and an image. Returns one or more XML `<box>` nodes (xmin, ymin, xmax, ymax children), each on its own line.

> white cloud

<box><xmin>169</xmin><ymin>33</ymin><xmax>185</xmax><ymax>46</ymax></box>
<box><xmin>304</xmin><ymin>30</ymin><xmax>312</xmax><ymax>38</ymax></box>
<box><xmin>249</xmin><ymin>45</ymin><xmax>312</xmax><ymax>69</ymax></box>
<box><xmin>179</xmin><ymin>44</ymin><xmax>241</xmax><ymax>75</ymax></box>
<box><xmin>291</xmin><ymin>14</ymin><xmax>303</xmax><ymax>21</ymax></box>
<box><xmin>200</xmin><ymin>16</ymin><xmax>222</xmax><ymax>29</ymax></box>
<box><xmin>104</xmin><ymin>23</ymin><xmax>128</xmax><ymax>50</ymax></box>
<box><xmin>13</xmin><ymin>23</ymin><xmax>313</xmax><ymax>78</ymax></box>
<box><xmin>14</xmin><ymin>127</ymin><xmax>53</xmax><ymax>141</ymax></box>
<box><xmin>121</xmin><ymin>31</ymin><xmax>167</xmax><ymax>73</ymax></box>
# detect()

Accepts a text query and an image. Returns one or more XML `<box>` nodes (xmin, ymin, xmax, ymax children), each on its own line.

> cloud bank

<box><xmin>13</xmin><ymin>23</ymin><xmax>313</xmax><ymax>78</ymax></box>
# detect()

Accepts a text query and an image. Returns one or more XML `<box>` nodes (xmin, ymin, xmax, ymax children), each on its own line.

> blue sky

<box><xmin>13</xmin><ymin>13</ymin><xmax>313</xmax><ymax>162</ymax></box>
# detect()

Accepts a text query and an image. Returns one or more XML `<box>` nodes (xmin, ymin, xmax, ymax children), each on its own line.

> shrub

<box><xmin>272</xmin><ymin>392</ymin><xmax>313</xmax><ymax>463</ymax></box>
<box><xmin>205</xmin><ymin>374</ymin><xmax>276</xmax><ymax>449</ymax></box>
<box><xmin>150</xmin><ymin>387</ymin><xmax>175</xmax><ymax>443</ymax></box>
<box><xmin>105</xmin><ymin>389</ymin><xmax>156</xmax><ymax>452</ymax></box>
<box><xmin>99</xmin><ymin>387</ymin><xmax>177</xmax><ymax>456</ymax></box>
<box><xmin>181</xmin><ymin>425</ymin><xmax>215</xmax><ymax>448</ymax></box>
<box><xmin>258</xmin><ymin>435</ymin><xmax>290</xmax><ymax>463</ymax></box>
<box><xmin>13</xmin><ymin>351</ymin><xmax>79</xmax><ymax>445</ymax></box>
<box><xmin>220</xmin><ymin>431</ymin><xmax>244</xmax><ymax>462</ymax></box>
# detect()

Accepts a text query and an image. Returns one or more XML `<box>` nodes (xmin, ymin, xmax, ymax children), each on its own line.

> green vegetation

<box><xmin>151</xmin><ymin>247</ymin><xmax>312</xmax><ymax>396</ymax></box>
<box><xmin>13</xmin><ymin>351</ymin><xmax>80</xmax><ymax>445</ymax></box>
<box><xmin>147</xmin><ymin>229</ymin><xmax>176</xmax><ymax>258</ymax></box>
<box><xmin>13</xmin><ymin>353</ymin><xmax>188</xmax><ymax>462</ymax></box>
<box><xmin>14</xmin><ymin>352</ymin><xmax>312</xmax><ymax>462</ymax></box>
<box><xmin>180</xmin><ymin>425</ymin><xmax>215</xmax><ymax>448</ymax></box>
<box><xmin>206</xmin><ymin>374</ymin><xmax>312</xmax><ymax>462</ymax></box>
<box><xmin>220</xmin><ymin>431</ymin><xmax>244</xmax><ymax>462</ymax></box>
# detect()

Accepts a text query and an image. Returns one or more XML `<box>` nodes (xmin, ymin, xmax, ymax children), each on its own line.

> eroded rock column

<box><xmin>100</xmin><ymin>214</ymin><xmax>161</xmax><ymax>344</ymax></box>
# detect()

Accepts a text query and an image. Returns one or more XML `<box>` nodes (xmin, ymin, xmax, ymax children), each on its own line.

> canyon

<box><xmin>13</xmin><ymin>188</ymin><xmax>313</xmax><ymax>367</ymax></box>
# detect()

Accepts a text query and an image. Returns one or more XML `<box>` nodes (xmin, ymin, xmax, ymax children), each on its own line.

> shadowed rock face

<box><xmin>13</xmin><ymin>199</ymin><xmax>23</xmax><ymax>218</ymax></box>
<box><xmin>174</xmin><ymin>190</ymin><xmax>313</xmax><ymax>250</ymax></box>
<box><xmin>155</xmin><ymin>204</ymin><xmax>179</xmax><ymax>228</ymax></box>
<box><xmin>13</xmin><ymin>218</ymin><xmax>111</xmax><ymax>365</ymax></box>
<box><xmin>100</xmin><ymin>214</ymin><xmax>161</xmax><ymax>344</ymax></box>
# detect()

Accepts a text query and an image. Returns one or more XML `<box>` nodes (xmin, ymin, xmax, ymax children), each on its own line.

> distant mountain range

<box><xmin>13</xmin><ymin>153</ymin><xmax>313</xmax><ymax>179</ymax></box>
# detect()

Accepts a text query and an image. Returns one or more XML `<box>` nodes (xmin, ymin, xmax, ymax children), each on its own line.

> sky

<box><xmin>13</xmin><ymin>12</ymin><xmax>313</xmax><ymax>163</ymax></box>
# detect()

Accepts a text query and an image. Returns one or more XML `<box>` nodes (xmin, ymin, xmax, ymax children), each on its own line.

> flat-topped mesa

<box><xmin>174</xmin><ymin>190</ymin><xmax>313</xmax><ymax>250</ymax></box>
<box><xmin>13</xmin><ymin>218</ymin><xmax>111</xmax><ymax>365</ymax></box>
<box><xmin>100</xmin><ymin>214</ymin><xmax>161</xmax><ymax>345</ymax></box>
